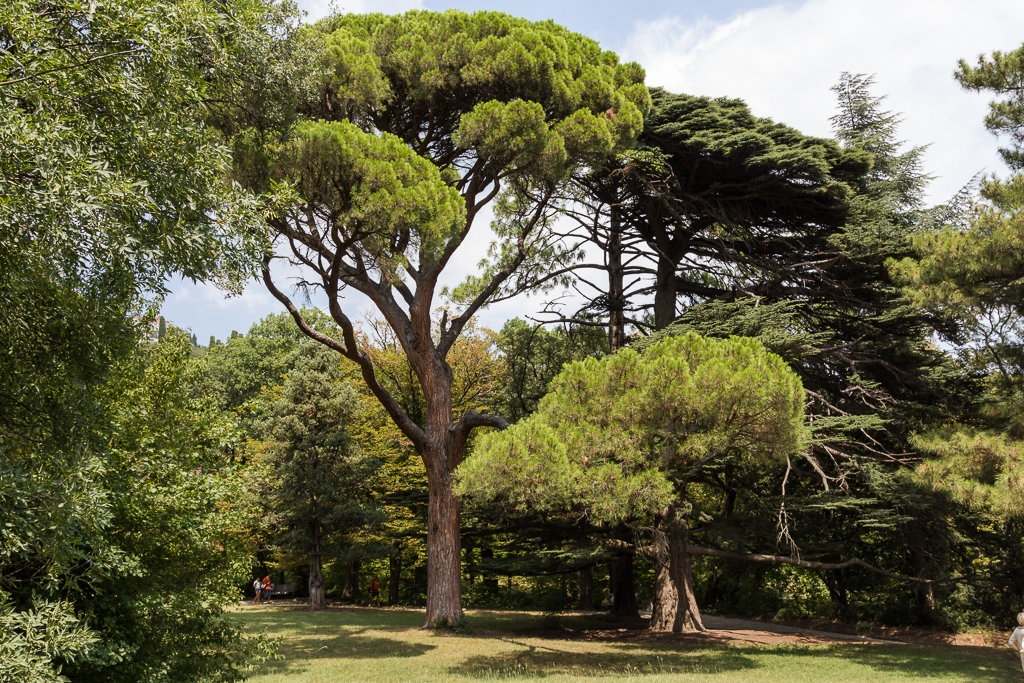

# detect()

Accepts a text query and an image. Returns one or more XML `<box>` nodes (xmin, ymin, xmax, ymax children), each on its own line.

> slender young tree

<box><xmin>233</xmin><ymin>11</ymin><xmax>649</xmax><ymax>626</ymax></box>
<box><xmin>261</xmin><ymin>342</ymin><xmax>378</xmax><ymax>610</ymax></box>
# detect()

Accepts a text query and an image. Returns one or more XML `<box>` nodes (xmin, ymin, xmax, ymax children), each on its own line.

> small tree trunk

<box><xmin>824</xmin><ymin>572</ymin><xmax>848</xmax><ymax>614</ymax></box>
<box><xmin>465</xmin><ymin>537</ymin><xmax>475</xmax><ymax>586</ymax></box>
<box><xmin>342</xmin><ymin>559</ymin><xmax>361</xmax><ymax>602</ymax></box>
<box><xmin>308</xmin><ymin>521</ymin><xmax>325</xmax><ymax>610</ymax></box>
<box><xmin>577</xmin><ymin>565</ymin><xmax>594</xmax><ymax>610</ymax></box>
<box><xmin>481</xmin><ymin>547</ymin><xmax>498</xmax><ymax>595</ymax></box>
<box><xmin>413</xmin><ymin>562</ymin><xmax>427</xmax><ymax>597</ymax></box>
<box><xmin>908</xmin><ymin>522</ymin><xmax>935</xmax><ymax>617</ymax></box>
<box><xmin>609</xmin><ymin>554</ymin><xmax>639</xmax><ymax>618</ymax></box>
<box><xmin>388</xmin><ymin>548</ymin><xmax>402</xmax><ymax>606</ymax></box>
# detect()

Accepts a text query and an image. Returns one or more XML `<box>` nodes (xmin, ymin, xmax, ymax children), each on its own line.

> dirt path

<box><xmin>698</xmin><ymin>615</ymin><xmax>904</xmax><ymax>645</ymax></box>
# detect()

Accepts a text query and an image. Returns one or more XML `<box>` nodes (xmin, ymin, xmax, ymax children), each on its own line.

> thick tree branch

<box><xmin>262</xmin><ymin>262</ymin><xmax>428</xmax><ymax>450</ymax></box>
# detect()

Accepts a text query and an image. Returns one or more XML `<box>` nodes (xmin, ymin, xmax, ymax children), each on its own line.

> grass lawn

<box><xmin>234</xmin><ymin>605</ymin><xmax>1020</xmax><ymax>682</ymax></box>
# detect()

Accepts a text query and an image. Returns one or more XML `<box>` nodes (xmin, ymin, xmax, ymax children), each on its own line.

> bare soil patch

<box><xmin>514</xmin><ymin>610</ymin><xmax>1005</xmax><ymax>649</ymax></box>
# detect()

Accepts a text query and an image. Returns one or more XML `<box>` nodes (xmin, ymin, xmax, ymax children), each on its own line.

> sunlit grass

<box><xmin>235</xmin><ymin>605</ymin><xmax>1018</xmax><ymax>682</ymax></box>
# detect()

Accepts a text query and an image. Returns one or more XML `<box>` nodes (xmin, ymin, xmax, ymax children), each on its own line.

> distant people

<box><xmin>370</xmin><ymin>576</ymin><xmax>381</xmax><ymax>607</ymax></box>
<box><xmin>1009</xmin><ymin>611</ymin><xmax>1024</xmax><ymax>674</ymax></box>
<box><xmin>252</xmin><ymin>577</ymin><xmax>262</xmax><ymax>605</ymax></box>
<box><xmin>261</xmin><ymin>575</ymin><xmax>273</xmax><ymax>603</ymax></box>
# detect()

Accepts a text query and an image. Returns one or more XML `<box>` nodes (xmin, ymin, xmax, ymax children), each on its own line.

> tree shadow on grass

<box><xmin>830</xmin><ymin>644</ymin><xmax>1018</xmax><ymax>681</ymax></box>
<box><xmin>253</xmin><ymin>632</ymin><xmax>436</xmax><ymax>677</ymax></box>
<box><xmin>448</xmin><ymin>639</ymin><xmax>757</xmax><ymax>679</ymax></box>
<box><xmin>449</xmin><ymin>637</ymin><xmax>1019</xmax><ymax>681</ymax></box>
<box><xmin>239</xmin><ymin>606</ymin><xmax>422</xmax><ymax>636</ymax></box>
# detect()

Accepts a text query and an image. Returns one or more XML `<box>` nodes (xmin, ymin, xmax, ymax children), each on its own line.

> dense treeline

<box><xmin>4</xmin><ymin>1</ymin><xmax>1024</xmax><ymax>678</ymax></box>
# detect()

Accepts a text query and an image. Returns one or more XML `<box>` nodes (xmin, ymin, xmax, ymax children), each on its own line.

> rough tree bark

<box><xmin>649</xmin><ymin>506</ymin><xmax>704</xmax><ymax>632</ymax></box>
<box><xmin>308</xmin><ymin>519</ymin><xmax>326</xmax><ymax>610</ymax></box>
<box><xmin>424</xmin><ymin>449</ymin><xmax>462</xmax><ymax>626</ymax></box>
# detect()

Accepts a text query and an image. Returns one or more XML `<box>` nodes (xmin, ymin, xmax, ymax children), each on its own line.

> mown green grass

<box><xmin>235</xmin><ymin>605</ymin><xmax>1019</xmax><ymax>682</ymax></box>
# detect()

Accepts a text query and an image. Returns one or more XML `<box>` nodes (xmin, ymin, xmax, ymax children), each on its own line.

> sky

<box><xmin>161</xmin><ymin>0</ymin><xmax>1024</xmax><ymax>342</ymax></box>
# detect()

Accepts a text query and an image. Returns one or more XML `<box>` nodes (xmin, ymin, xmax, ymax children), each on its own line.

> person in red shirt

<box><xmin>370</xmin><ymin>576</ymin><xmax>381</xmax><ymax>607</ymax></box>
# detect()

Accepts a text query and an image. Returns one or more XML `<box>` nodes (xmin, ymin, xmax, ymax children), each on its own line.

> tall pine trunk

<box><xmin>607</xmin><ymin>204</ymin><xmax>626</xmax><ymax>352</ymax></box>
<box><xmin>308</xmin><ymin>520</ymin><xmax>325</xmax><ymax>609</ymax></box>
<box><xmin>653</xmin><ymin>254</ymin><xmax>677</xmax><ymax>330</ymax></box>
<box><xmin>424</xmin><ymin>464</ymin><xmax>462</xmax><ymax>626</ymax></box>
<box><xmin>650</xmin><ymin>506</ymin><xmax>704</xmax><ymax>632</ymax></box>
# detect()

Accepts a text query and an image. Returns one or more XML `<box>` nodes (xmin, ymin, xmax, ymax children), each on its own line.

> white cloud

<box><xmin>623</xmin><ymin>0</ymin><xmax>1024</xmax><ymax>202</ymax></box>
<box><xmin>296</xmin><ymin>0</ymin><xmax>423</xmax><ymax>22</ymax></box>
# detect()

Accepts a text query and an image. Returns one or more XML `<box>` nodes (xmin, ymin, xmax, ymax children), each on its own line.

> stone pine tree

<box><xmin>261</xmin><ymin>342</ymin><xmax>378</xmax><ymax>610</ymax></box>
<box><xmin>457</xmin><ymin>334</ymin><xmax>807</xmax><ymax>632</ymax></box>
<box><xmin>232</xmin><ymin>10</ymin><xmax>649</xmax><ymax>626</ymax></box>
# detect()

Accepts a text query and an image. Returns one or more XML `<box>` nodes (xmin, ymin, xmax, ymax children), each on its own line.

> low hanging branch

<box><xmin>687</xmin><ymin>545</ymin><xmax>946</xmax><ymax>585</ymax></box>
<box><xmin>610</xmin><ymin>538</ymin><xmax>962</xmax><ymax>586</ymax></box>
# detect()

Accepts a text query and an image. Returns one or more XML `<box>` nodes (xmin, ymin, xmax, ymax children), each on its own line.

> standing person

<box><xmin>252</xmin><ymin>577</ymin><xmax>262</xmax><ymax>605</ymax></box>
<box><xmin>261</xmin><ymin>575</ymin><xmax>272</xmax><ymax>604</ymax></box>
<box><xmin>1009</xmin><ymin>612</ymin><xmax>1024</xmax><ymax>674</ymax></box>
<box><xmin>370</xmin><ymin>576</ymin><xmax>381</xmax><ymax>607</ymax></box>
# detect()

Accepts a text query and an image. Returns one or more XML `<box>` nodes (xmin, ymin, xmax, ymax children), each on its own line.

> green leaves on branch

<box><xmin>914</xmin><ymin>430</ymin><xmax>1024</xmax><ymax>519</ymax></box>
<box><xmin>458</xmin><ymin>334</ymin><xmax>806</xmax><ymax>526</ymax></box>
<box><xmin>236</xmin><ymin>119</ymin><xmax>465</xmax><ymax>273</ymax></box>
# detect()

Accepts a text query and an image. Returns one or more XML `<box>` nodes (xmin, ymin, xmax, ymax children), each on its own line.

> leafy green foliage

<box><xmin>495</xmin><ymin>318</ymin><xmax>608</xmax><ymax>424</ymax></box>
<box><xmin>316</xmin><ymin>10</ymin><xmax>648</xmax><ymax>180</ymax></box>
<box><xmin>891</xmin><ymin>48</ymin><xmax>1024</xmax><ymax>536</ymax></box>
<box><xmin>0</xmin><ymin>0</ymin><xmax>279</xmax><ymax>677</ymax></box>
<box><xmin>914</xmin><ymin>431</ymin><xmax>1024</xmax><ymax>519</ymax></box>
<box><xmin>458</xmin><ymin>334</ymin><xmax>806</xmax><ymax>526</ymax></box>
<box><xmin>64</xmin><ymin>331</ymin><xmax>263</xmax><ymax>682</ymax></box>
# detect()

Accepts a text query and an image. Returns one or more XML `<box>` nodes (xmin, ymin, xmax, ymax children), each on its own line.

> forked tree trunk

<box><xmin>650</xmin><ymin>507</ymin><xmax>704</xmax><ymax>632</ymax></box>
<box><xmin>308</xmin><ymin>520</ymin><xmax>325</xmax><ymax>610</ymax></box>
